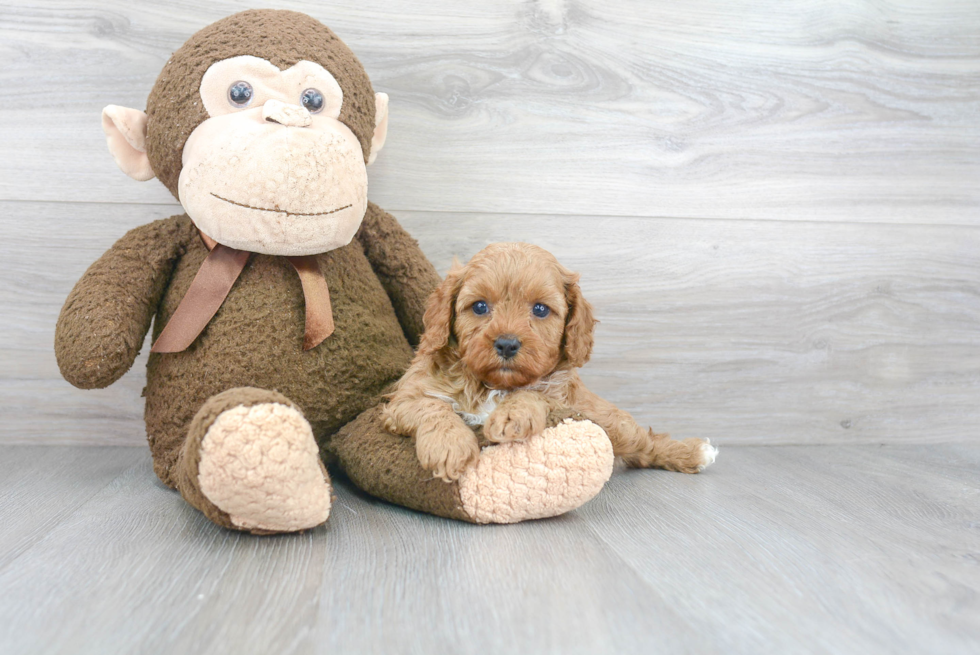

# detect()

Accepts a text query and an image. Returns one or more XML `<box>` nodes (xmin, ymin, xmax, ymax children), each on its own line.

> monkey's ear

<box><xmin>101</xmin><ymin>105</ymin><xmax>155</xmax><ymax>181</ymax></box>
<box><xmin>367</xmin><ymin>92</ymin><xmax>389</xmax><ymax>166</ymax></box>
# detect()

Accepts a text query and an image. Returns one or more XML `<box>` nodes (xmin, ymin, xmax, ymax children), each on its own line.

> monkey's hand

<box><xmin>55</xmin><ymin>216</ymin><xmax>194</xmax><ymax>389</ymax></box>
<box><xmin>415</xmin><ymin>424</ymin><xmax>480</xmax><ymax>482</ymax></box>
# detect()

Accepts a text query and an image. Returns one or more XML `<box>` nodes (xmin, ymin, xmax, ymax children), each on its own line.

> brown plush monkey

<box><xmin>56</xmin><ymin>10</ymin><xmax>615</xmax><ymax>533</ymax></box>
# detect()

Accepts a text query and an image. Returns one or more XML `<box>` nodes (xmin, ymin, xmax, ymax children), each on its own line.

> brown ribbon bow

<box><xmin>150</xmin><ymin>233</ymin><xmax>334</xmax><ymax>353</ymax></box>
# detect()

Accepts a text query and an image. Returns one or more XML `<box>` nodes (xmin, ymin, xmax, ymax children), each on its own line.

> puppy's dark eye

<box><xmin>472</xmin><ymin>300</ymin><xmax>490</xmax><ymax>316</ymax></box>
<box><xmin>532</xmin><ymin>303</ymin><xmax>551</xmax><ymax>318</ymax></box>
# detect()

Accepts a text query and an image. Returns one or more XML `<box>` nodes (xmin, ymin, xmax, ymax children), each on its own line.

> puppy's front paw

<box><xmin>485</xmin><ymin>402</ymin><xmax>548</xmax><ymax>443</ymax></box>
<box><xmin>416</xmin><ymin>427</ymin><xmax>480</xmax><ymax>482</ymax></box>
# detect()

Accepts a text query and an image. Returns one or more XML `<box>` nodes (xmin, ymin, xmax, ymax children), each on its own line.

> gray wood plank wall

<box><xmin>1</xmin><ymin>0</ymin><xmax>978</xmax><ymax>446</ymax></box>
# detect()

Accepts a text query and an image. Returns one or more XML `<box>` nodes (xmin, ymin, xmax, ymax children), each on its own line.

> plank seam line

<box><xmin>2</xmin><ymin>198</ymin><xmax>978</xmax><ymax>231</ymax></box>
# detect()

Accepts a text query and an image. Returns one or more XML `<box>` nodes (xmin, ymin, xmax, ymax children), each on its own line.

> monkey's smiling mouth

<box><xmin>211</xmin><ymin>192</ymin><xmax>352</xmax><ymax>217</ymax></box>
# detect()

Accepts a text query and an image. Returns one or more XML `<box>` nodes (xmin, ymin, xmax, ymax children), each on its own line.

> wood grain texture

<box><xmin>3</xmin><ymin>200</ymin><xmax>977</xmax><ymax>446</ymax></box>
<box><xmin>0</xmin><ymin>444</ymin><xmax>977</xmax><ymax>654</ymax></box>
<box><xmin>580</xmin><ymin>442</ymin><xmax>980</xmax><ymax>654</ymax></box>
<box><xmin>0</xmin><ymin>0</ymin><xmax>977</xmax><ymax>223</ymax></box>
<box><xmin>0</xmin><ymin>446</ymin><xmax>144</xmax><ymax>568</ymax></box>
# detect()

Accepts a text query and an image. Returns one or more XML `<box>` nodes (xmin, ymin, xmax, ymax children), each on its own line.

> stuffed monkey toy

<box><xmin>55</xmin><ymin>9</ymin><xmax>614</xmax><ymax>534</ymax></box>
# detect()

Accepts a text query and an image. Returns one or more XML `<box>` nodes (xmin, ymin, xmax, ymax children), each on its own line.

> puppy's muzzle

<box><xmin>494</xmin><ymin>335</ymin><xmax>521</xmax><ymax>360</ymax></box>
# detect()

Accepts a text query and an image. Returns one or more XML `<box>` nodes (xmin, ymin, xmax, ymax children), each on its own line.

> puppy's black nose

<box><xmin>494</xmin><ymin>335</ymin><xmax>521</xmax><ymax>360</ymax></box>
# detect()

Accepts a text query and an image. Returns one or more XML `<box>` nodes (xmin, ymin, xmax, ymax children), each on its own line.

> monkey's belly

<box><xmin>143</xmin><ymin>238</ymin><xmax>414</xmax><ymax>460</ymax></box>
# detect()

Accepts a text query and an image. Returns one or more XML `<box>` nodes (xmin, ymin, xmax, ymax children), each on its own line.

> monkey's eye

<box><xmin>227</xmin><ymin>81</ymin><xmax>253</xmax><ymax>108</ymax></box>
<box><xmin>532</xmin><ymin>303</ymin><xmax>551</xmax><ymax>318</ymax></box>
<box><xmin>472</xmin><ymin>301</ymin><xmax>490</xmax><ymax>316</ymax></box>
<box><xmin>300</xmin><ymin>88</ymin><xmax>325</xmax><ymax>114</ymax></box>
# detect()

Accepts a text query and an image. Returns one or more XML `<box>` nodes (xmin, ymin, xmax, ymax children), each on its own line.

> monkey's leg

<box><xmin>329</xmin><ymin>405</ymin><xmax>614</xmax><ymax>524</ymax></box>
<box><xmin>170</xmin><ymin>387</ymin><xmax>332</xmax><ymax>534</ymax></box>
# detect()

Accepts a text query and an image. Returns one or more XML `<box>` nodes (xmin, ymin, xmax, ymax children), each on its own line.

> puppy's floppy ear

<box><xmin>561</xmin><ymin>269</ymin><xmax>597</xmax><ymax>368</ymax></box>
<box><xmin>418</xmin><ymin>259</ymin><xmax>465</xmax><ymax>357</ymax></box>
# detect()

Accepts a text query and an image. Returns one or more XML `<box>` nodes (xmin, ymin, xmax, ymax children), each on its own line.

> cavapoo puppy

<box><xmin>383</xmin><ymin>242</ymin><xmax>718</xmax><ymax>482</ymax></box>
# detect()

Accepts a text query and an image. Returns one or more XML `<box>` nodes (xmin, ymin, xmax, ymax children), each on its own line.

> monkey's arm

<box><xmin>356</xmin><ymin>202</ymin><xmax>441</xmax><ymax>347</ymax></box>
<box><xmin>55</xmin><ymin>215</ymin><xmax>197</xmax><ymax>389</ymax></box>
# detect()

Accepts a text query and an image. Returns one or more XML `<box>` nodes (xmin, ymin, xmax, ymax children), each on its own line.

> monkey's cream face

<box><xmin>177</xmin><ymin>56</ymin><xmax>369</xmax><ymax>256</ymax></box>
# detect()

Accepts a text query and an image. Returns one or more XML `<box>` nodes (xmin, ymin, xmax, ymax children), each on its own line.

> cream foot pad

<box><xmin>458</xmin><ymin>419</ymin><xmax>615</xmax><ymax>524</ymax></box>
<box><xmin>198</xmin><ymin>402</ymin><xmax>332</xmax><ymax>532</ymax></box>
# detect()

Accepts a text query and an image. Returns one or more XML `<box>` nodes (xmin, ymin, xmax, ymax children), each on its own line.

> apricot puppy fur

<box><xmin>383</xmin><ymin>242</ymin><xmax>718</xmax><ymax>482</ymax></box>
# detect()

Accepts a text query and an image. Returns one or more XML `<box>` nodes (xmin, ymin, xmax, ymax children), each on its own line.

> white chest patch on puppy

<box><xmin>426</xmin><ymin>390</ymin><xmax>506</xmax><ymax>426</ymax></box>
<box><xmin>425</xmin><ymin>371</ymin><xmax>575</xmax><ymax>427</ymax></box>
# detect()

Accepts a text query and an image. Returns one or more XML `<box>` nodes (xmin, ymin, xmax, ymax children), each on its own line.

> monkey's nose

<box><xmin>262</xmin><ymin>99</ymin><xmax>312</xmax><ymax>127</ymax></box>
<box><xmin>494</xmin><ymin>335</ymin><xmax>521</xmax><ymax>360</ymax></box>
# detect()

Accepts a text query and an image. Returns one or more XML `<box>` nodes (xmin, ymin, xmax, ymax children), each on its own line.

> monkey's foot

<box><xmin>458</xmin><ymin>418</ymin><xmax>614</xmax><ymax>524</ymax></box>
<box><xmin>178</xmin><ymin>388</ymin><xmax>332</xmax><ymax>534</ymax></box>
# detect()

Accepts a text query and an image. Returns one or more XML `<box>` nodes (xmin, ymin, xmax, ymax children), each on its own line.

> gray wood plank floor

<box><xmin>1</xmin><ymin>444</ymin><xmax>977</xmax><ymax>655</ymax></box>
